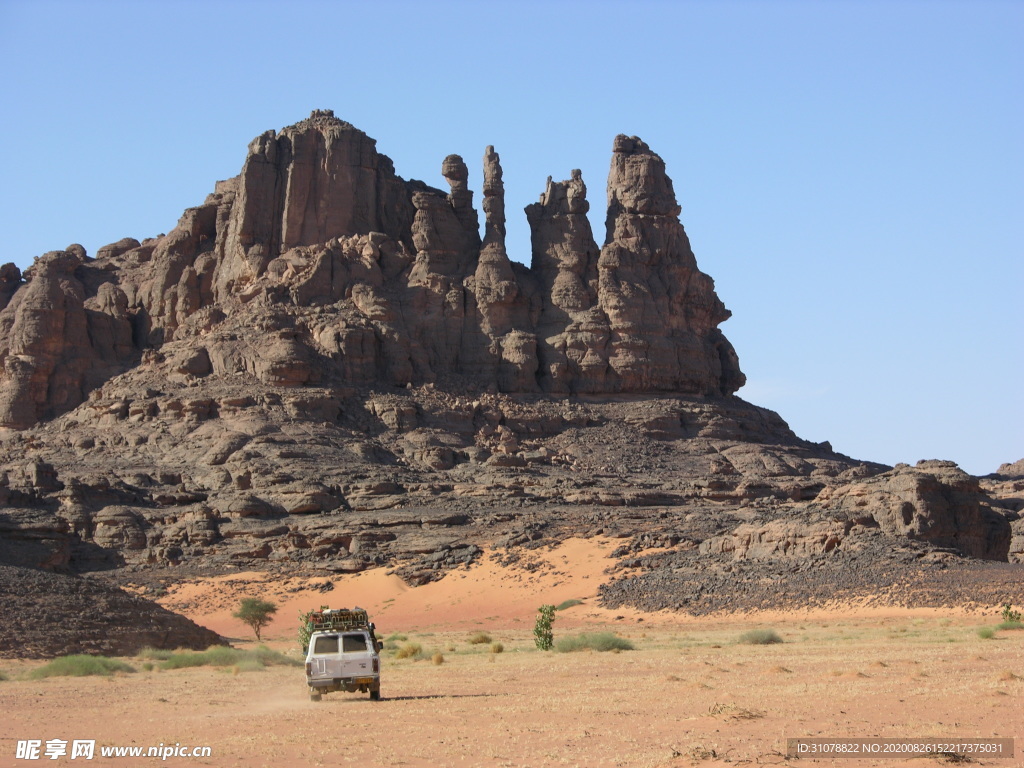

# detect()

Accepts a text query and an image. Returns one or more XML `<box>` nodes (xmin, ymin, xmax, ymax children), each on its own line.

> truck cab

<box><xmin>303</xmin><ymin>608</ymin><xmax>381</xmax><ymax>702</ymax></box>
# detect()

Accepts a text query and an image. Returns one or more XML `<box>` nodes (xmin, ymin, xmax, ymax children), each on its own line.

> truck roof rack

<box><xmin>308</xmin><ymin>607</ymin><xmax>371</xmax><ymax>633</ymax></box>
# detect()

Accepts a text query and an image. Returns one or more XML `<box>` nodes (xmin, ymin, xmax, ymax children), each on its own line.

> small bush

<box><xmin>0</xmin><ymin>670</ymin><xmax>7</xmax><ymax>681</ymax></box>
<box><xmin>554</xmin><ymin>599</ymin><xmax>583</xmax><ymax>611</ymax></box>
<box><xmin>534</xmin><ymin>605</ymin><xmax>555</xmax><ymax>651</ymax></box>
<box><xmin>978</xmin><ymin>627</ymin><xmax>996</xmax><ymax>640</ymax></box>
<box><xmin>161</xmin><ymin>646</ymin><xmax>239</xmax><ymax>669</ymax></box>
<box><xmin>555</xmin><ymin>632</ymin><xmax>634</xmax><ymax>653</ymax></box>
<box><xmin>738</xmin><ymin>629</ymin><xmax>783</xmax><ymax>645</ymax></box>
<box><xmin>432</xmin><ymin>652</ymin><xmax>444</xmax><ymax>665</ymax></box>
<box><xmin>386</xmin><ymin>633</ymin><xmax>408</xmax><ymax>642</ymax></box>
<box><xmin>29</xmin><ymin>655</ymin><xmax>135</xmax><ymax>679</ymax></box>
<box><xmin>395</xmin><ymin>642</ymin><xmax>423</xmax><ymax>660</ymax></box>
<box><xmin>996</xmin><ymin>621</ymin><xmax>1024</xmax><ymax>631</ymax></box>
<box><xmin>1001</xmin><ymin>603</ymin><xmax>1022</xmax><ymax>623</ymax></box>
<box><xmin>298</xmin><ymin>604</ymin><xmax>330</xmax><ymax>654</ymax></box>
<box><xmin>490</xmin><ymin>642</ymin><xmax>504</xmax><ymax>654</ymax></box>
<box><xmin>468</xmin><ymin>632</ymin><xmax>492</xmax><ymax>645</ymax></box>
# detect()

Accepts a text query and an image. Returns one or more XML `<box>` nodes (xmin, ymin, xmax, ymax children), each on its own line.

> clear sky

<box><xmin>1</xmin><ymin>0</ymin><xmax>1020</xmax><ymax>475</ymax></box>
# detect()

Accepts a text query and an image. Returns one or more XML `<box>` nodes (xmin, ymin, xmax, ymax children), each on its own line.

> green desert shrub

<box><xmin>468</xmin><ymin>632</ymin><xmax>492</xmax><ymax>645</ymax></box>
<box><xmin>160</xmin><ymin>646</ymin><xmax>239</xmax><ymax>669</ymax></box>
<box><xmin>555</xmin><ymin>632</ymin><xmax>634</xmax><ymax>653</ymax></box>
<box><xmin>554</xmin><ymin>599</ymin><xmax>583</xmax><ymax>611</ymax></box>
<box><xmin>977</xmin><ymin>627</ymin><xmax>996</xmax><ymax>640</ymax></box>
<box><xmin>996</xmin><ymin>621</ymin><xmax>1024</xmax><ymax>631</ymax></box>
<box><xmin>297</xmin><ymin>605</ymin><xmax>330</xmax><ymax>654</ymax></box>
<box><xmin>738</xmin><ymin>629</ymin><xmax>784</xmax><ymax>645</ymax></box>
<box><xmin>159</xmin><ymin>645</ymin><xmax>299</xmax><ymax>670</ymax></box>
<box><xmin>137</xmin><ymin>647</ymin><xmax>173</xmax><ymax>661</ymax></box>
<box><xmin>29</xmin><ymin>655</ymin><xmax>135</xmax><ymax>679</ymax></box>
<box><xmin>534</xmin><ymin>605</ymin><xmax>555</xmax><ymax>651</ymax></box>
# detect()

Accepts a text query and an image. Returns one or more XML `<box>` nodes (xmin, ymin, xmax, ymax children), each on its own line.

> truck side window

<box><xmin>313</xmin><ymin>635</ymin><xmax>339</xmax><ymax>654</ymax></box>
<box><xmin>342</xmin><ymin>633</ymin><xmax>367</xmax><ymax>653</ymax></box>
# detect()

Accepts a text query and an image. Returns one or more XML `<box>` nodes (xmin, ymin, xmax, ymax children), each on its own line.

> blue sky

<box><xmin>1</xmin><ymin>0</ymin><xmax>1020</xmax><ymax>474</ymax></box>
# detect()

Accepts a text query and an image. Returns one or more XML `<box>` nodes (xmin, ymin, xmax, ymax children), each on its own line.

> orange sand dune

<box><xmin>159</xmin><ymin>537</ymin><xmax>647</xmax><ymax>640</ymax></box>
<box><xmin>159</xmin><ymin>536</ymin><xmax>1000</xmax><ymax>644</ymax></box>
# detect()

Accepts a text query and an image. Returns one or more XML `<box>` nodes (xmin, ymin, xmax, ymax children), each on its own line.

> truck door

<box><xmin>310</xmin><ymin>633</ymin><xmax>342</xmax><ymax>678</ymax></box>
<box><xmin>339</xmin><ymin>632</ymin><xmax>374</xmax><ymax>678</ymax></box>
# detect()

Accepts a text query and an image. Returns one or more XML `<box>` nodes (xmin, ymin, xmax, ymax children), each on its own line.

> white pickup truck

<box><xmin>304</xmin><ymin>608</ymin><xmax>382</xmax><ymax>702</ymax></box>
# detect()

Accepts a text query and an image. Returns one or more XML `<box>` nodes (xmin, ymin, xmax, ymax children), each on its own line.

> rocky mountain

<box><xmin>0</xmin><ymin>111</ymin><xmax>1020</xmax><ymax>650</ymax></box>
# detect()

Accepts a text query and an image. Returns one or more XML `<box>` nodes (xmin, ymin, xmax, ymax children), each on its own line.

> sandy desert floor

<box><xmin>1</xmin><ymin>538</ymin><xmax>1021</xmax><ymax>767</ymax></box>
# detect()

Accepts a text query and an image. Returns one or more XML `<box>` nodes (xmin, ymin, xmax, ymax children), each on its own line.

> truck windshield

<box><xmin>313</xmin><ymin>635</ymin><xmax>339</xmax><ymax>654</ymax></box>
<box><xmin>343</xmin><ymin>634</ymin><xmax>368</xmax><ymax>652</ymax></box>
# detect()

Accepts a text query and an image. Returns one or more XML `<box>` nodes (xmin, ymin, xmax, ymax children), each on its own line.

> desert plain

<box><xmin>1</xmin><ymin>537</ymin><xmax>1020</xmax><ymax>768</ymax></box>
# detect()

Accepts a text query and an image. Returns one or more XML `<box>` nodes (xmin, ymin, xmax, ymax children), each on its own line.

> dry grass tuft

<box><xmin>432</xmin><ymin>652</ymin><xmax>445</xmax><ymax>665</ymax></box>
<box><xmin>468</xmin><ymin>631</ymin><xmax>492</xmax><ymax>645</ymax></box>
<box><xmin>490</xmin><ymin>642</ymin><xmax>504</xmax><ymax>654</ymax></box>
<box><xmin>684</xmin><ymin>745</ymin><xmax>718</xmax><ymax>761</ymax></box>
<box><xmin>707</xmin><ymin>702</ymin><xmax>763</xmax><ymax>720</ymax></box>
<box><xmin>395</xmin><ymin>642</ymin><xmax>423</xmax><ymax>660</ymax></box>
<box><xmin>555</xmin><ymin>633</ymin><xmax>634</xmax><ymax>653</ymax></box>
<box><xmin>738</xmin><ymin>629</ymin><xmax>783</xmax><ymax>645</ymax></box>
<box><xmin>768</xmin><ymin>665</ymin><xmax>792</xmax><ymax>674</ymax></box>
<box><xmin>997</xmin><ymin>670</ymin><xmax>1020</xmax><ymax>682</ymax></box>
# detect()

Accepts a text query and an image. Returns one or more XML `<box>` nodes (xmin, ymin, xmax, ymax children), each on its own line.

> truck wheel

<box><xmin>370</xmin><ymin>688</ymin><xmax>380</xmax><ymax>701</ymax></box>
<box><xmin>310</xmin><ymin>693</ymin><xmax>322</xmax><ymax>702</ymax></box>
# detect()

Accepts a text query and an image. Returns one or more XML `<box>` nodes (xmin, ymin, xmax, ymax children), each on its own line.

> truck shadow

<box><xmin>358</xmin><ymin>693</ymin><xmax>494</xmax><ymax>702</ymax></box>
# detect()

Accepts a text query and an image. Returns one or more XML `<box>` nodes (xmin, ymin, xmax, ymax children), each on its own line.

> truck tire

<box><xmin>370</xmin><ymin>688</ymin><xmax>380</xmax><ymax>701</ymax></box>
<box><xmin>310</xmin><ymin>692</ymin><xmax>322</xmax><ymax>702</ymax></box>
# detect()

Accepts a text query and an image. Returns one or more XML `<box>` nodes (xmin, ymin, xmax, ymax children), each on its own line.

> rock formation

<box><xmin>0</xmin><ymin>110</ymin><xmax>743</xmax><ymax>430</ymax></box>
<box><xmin>0</xmin><ymin>111</ymin><xmax>1018</xmax><ymax>627</ymax></box>
<box><xmin>0</xmin><ymin>564</ymin><xmax>223</xmax><ymax>658</ymax></box>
